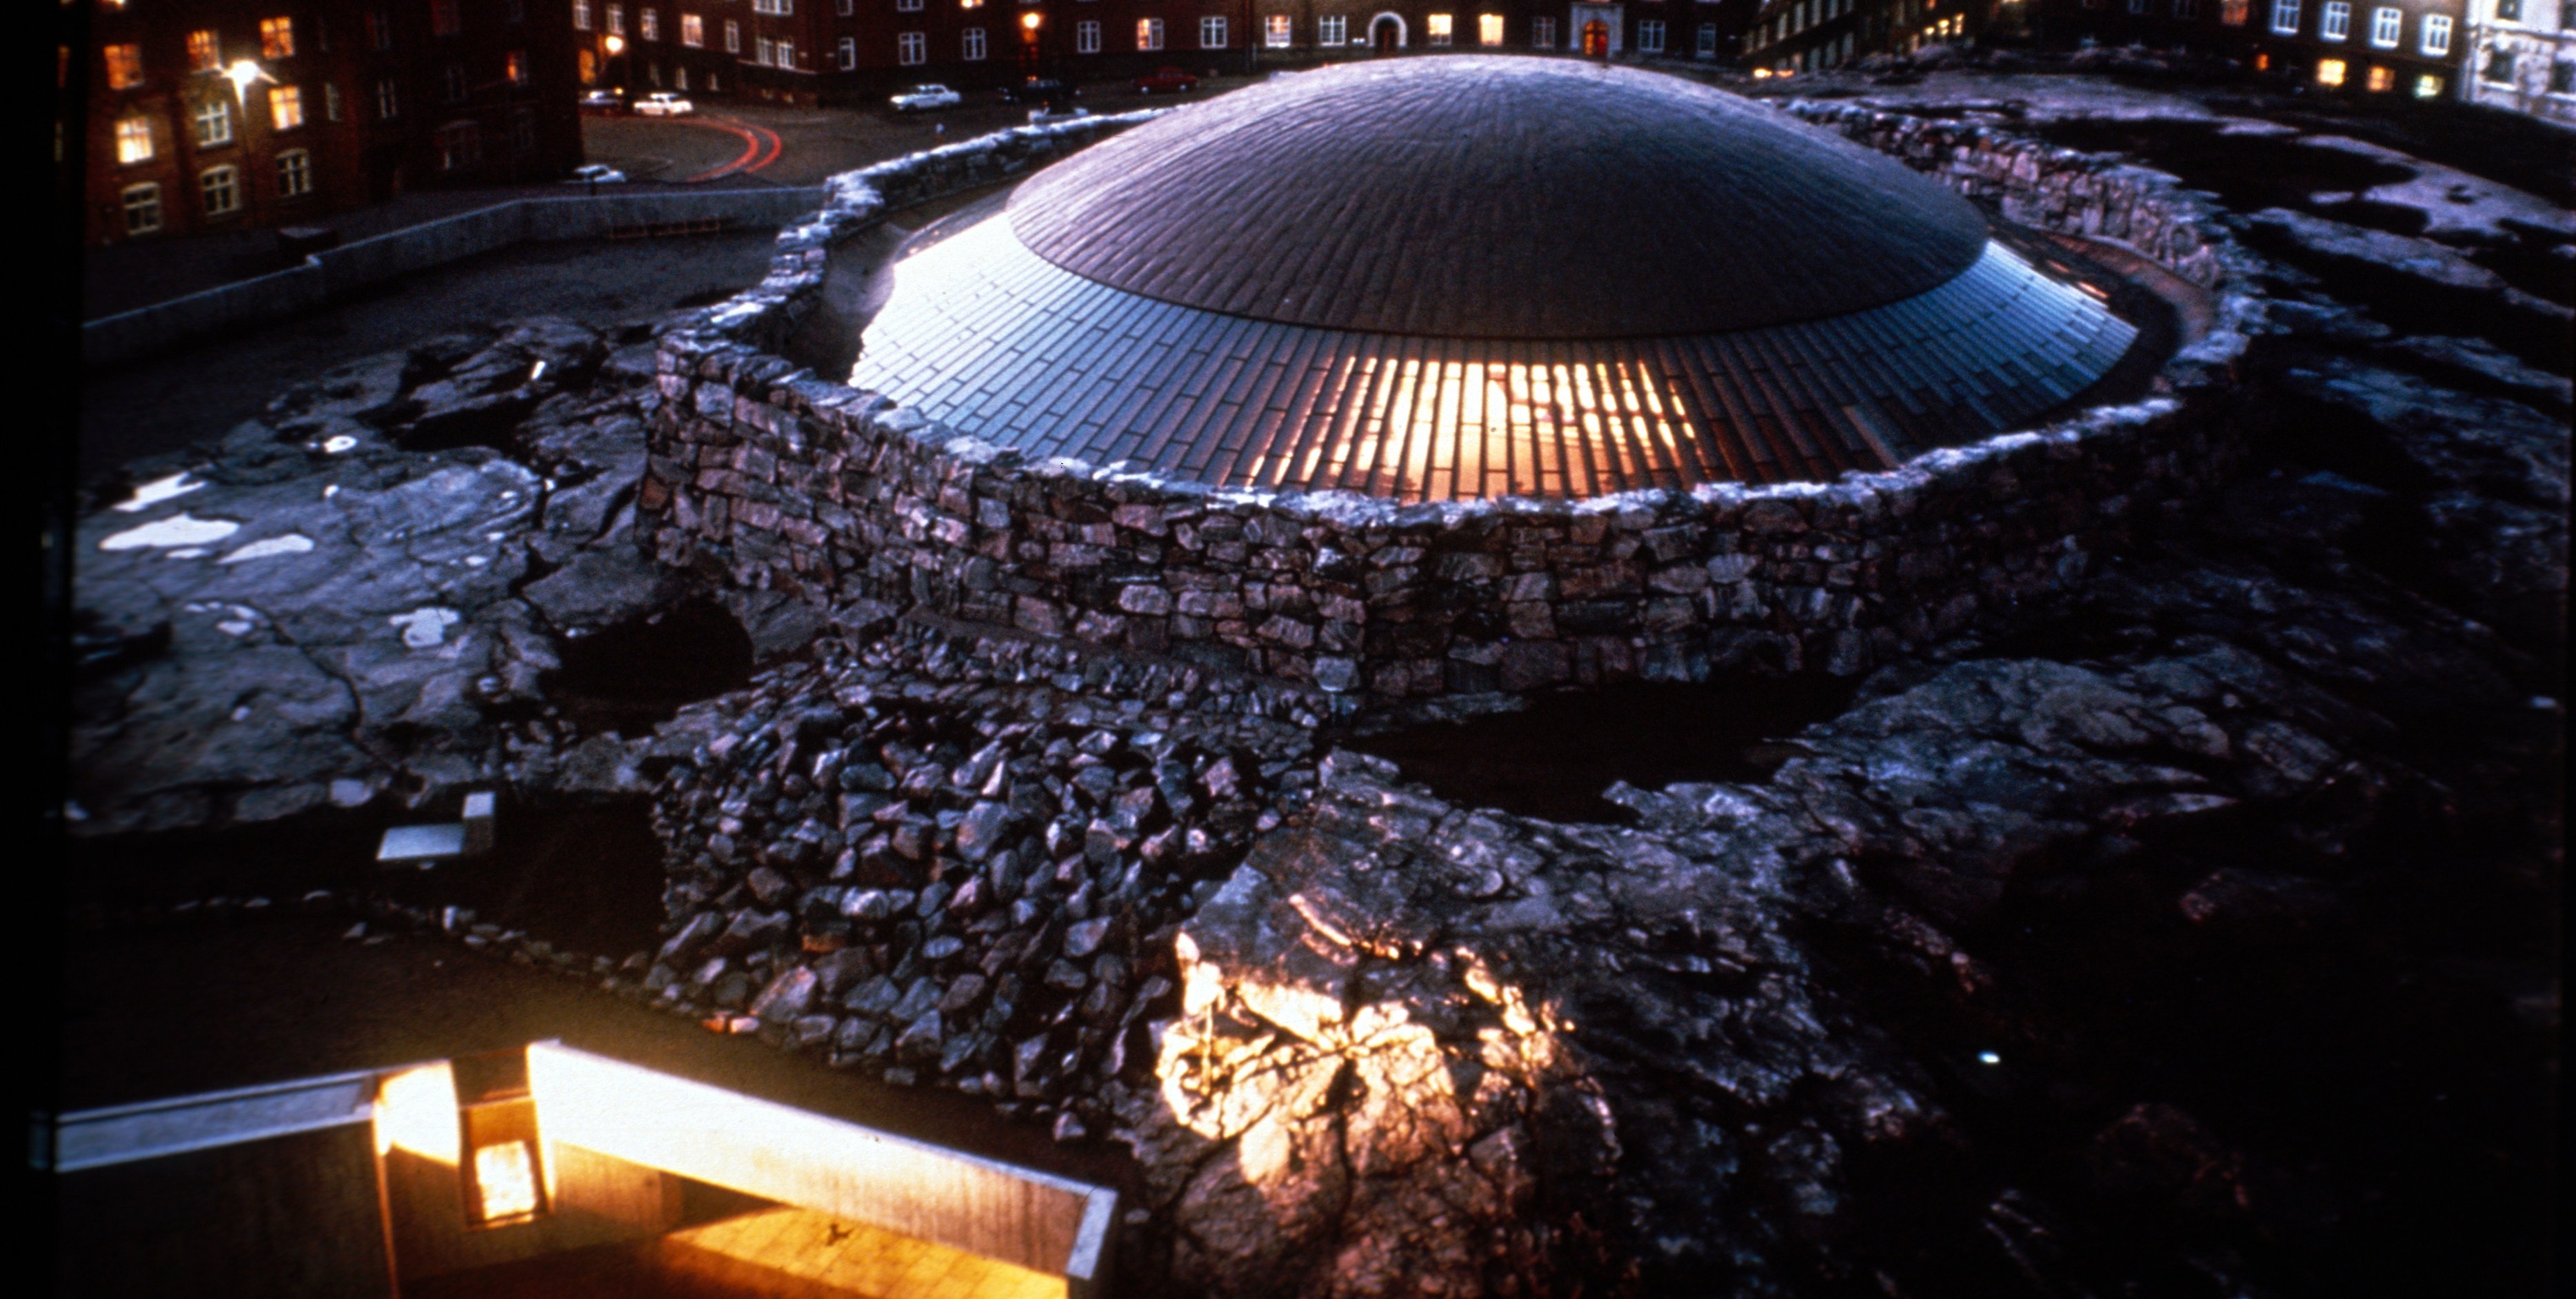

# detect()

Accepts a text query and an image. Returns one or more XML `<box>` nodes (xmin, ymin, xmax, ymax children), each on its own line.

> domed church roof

<box><xmin>1007</xmin><ymin>58</ymin><xmax>1991</xmax><ymax>339</ymax></box>
<box><xmin>854</xmin><ymin>57</ymin><xmax>2140</xmax><ymax>501</ymax></box>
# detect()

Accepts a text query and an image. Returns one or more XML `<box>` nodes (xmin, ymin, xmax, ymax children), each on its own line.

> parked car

<box><xmin>1028</xmin><ymin>106</ymin><xmax>1091</xmax><ymax>126</ymax></box>
<box><xmin>634</xmin><ymin>91</ymin><xmax>694</xmax><ymax>117</ymax></box>
<box><xmin>578</xmin><ymin>89</ymin><xmax>627</xmax><ymax>114</ymax></box>
<box><xmin>891</xmin><ymin>84</ymin><xmax>962</xmax><ymax>114</ymax></box>
<box><xmin>1002</xmin><ymin>77</ymin><xmax>1075</xmax><ymax>108</ymax></box>
<box><xmin>566</xmin><ymin>163</ymin><xmax>629</xmax><ymax>184</ymax></box>
<box><xmin>1134</xmin><ymin>67</ymin><xmax>1200</xmax><ymax>95</ymax></box>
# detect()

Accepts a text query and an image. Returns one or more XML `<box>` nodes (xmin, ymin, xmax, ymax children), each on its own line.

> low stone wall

<box><xmin>83</xmin><ymin>186</ymin><xmax>827</xmax><ymax>367</ymax></box>
<box><xmin>639</xmin><ymin>105</ymin><xmax>2267</xmax><ymax>709</ymax></box>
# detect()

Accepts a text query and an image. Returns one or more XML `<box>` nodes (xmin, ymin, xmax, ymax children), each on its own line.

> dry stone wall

<box><xmin>640</xmin><ymin>105</ymin><xmax>2268</xmax><ymax>709</ymax></box>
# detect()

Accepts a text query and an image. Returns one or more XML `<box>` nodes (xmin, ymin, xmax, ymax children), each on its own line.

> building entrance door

<box><xmin>1582</xmin><ymin>19</ymin><xmax>1609</xmax><ymax>55</ymax></box>
<box><xmin>1373</xmin><ymin>16</ymin><xmax>1402</xmax><ymax>51</ymax></box>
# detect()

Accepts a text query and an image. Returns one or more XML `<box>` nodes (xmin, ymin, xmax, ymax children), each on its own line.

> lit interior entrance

<box><xmin>1582</xmin><ymin>19</ymin><xmax>1609</xmax><ymax>55</ymax></box>
<box><xmin>43</xmin><ymin>1041</ymin><xmax>1118</xmax><ymax>1298</ymax></box>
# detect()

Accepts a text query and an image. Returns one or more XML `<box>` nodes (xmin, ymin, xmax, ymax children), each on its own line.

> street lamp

<box><xmin>603</xmin><ymin>33</ymin><xmax>626</xmax><ymax>96</ymax></box>
<box><xmin>1018</xmin><ymin>10</ymin><xmax>1042</xmax><ymax>79</ymax></box>
<box><xmin>222</xmin><ymin>58</ymin><xmax>270</xmax><ymax>105</ymax></box>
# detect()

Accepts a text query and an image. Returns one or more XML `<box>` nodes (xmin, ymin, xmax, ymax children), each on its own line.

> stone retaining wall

<box><xmin>84</xmin><ymin>186</ymin><xmax>828</xmax><ymax>367</ymax></box>
<box><xmin>640</xmin><ymin>104</ymin><xmax>2268</xmax><ymax>710</ymax></box>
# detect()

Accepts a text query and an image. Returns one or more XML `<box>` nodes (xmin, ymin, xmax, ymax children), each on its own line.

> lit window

<box><xmin>1320</xmin><ymin>14</ymin><xmax>1347</xmax><ymax>43</ymax></box>
<box><xmin>2320</xmin><ymin>1</ymin><xmax>2347</xmax><ymax>39</ymax></box>
<box><xmin>961</xmin><ymin>0</ymin><xmax>981</xmax><ymax>8</ymax></box>
<box><xmin>683</xmin><ymin>13</ymin><xmax>702</xmax><ymax>45</ymax></box>
<box><xmin>270</xmin><ymin>84</ymin><xmax>304</xmax><ymax>128</ymax></box>
<box><xmin>776</xmin><ymin>38</ymin><xmax>795</xmax><ymax>65</ymax></box>
<box><xmin>472</xmin><ymin>1142</ymin><xmax>543</xmax><ymax>1222</ymax></box>
<box><xmin>1638</xmin><ymin>18</ymin><xmax>1664</xmax><ymax>50</ymax></box>
<box><xmin>104</xmin><ymin>43</ymin><xmax>144</xmax><ymax>90</ymax></box>
<box><xmin>2268</xmin><ymin>0</ymin><xmax>2297</xmax><ymax>30</ymax></box>
<box><xmin>725</xmin><ymin>19</ymin><xmax>740</xmax><ymax>51</ymax></box>
<box><xmin>262</xmin><ymin>16</ymin><xmax>296</xmax><ymax>58</ymax></box>
<box><xmin>641</xmin><ymin>8</ymin><xmax>658</xmax><ymax>40</ymax></box>
<box><xmin>2317</xmin><ymin>56</ymin><xmax>2346</xmax><ymax>85</ymax></box>
<box><xmin>1267</xmin><ymin>14</ymin><xmax>1292</xmax><ymax>46</ymax></box>
<box><xmin>2368</xmin><ymin>5</ymin><xmax>2397</xmax><ymax>44</ymax></box>
<box><xmin>1077</xmin><ymin>18</ymin><xmax>1100</xmax><ymax>51</ymax></box>
<box><xmin>608</xmin><ymin>3</ymin><xmax>625</xmax><ymax>35</ymax></box>
<box><xmin>897</xmin><ymin>29</ymin><xmax>925</xmax><ymax>61</ymax></box>
<box><xmin>438</xmin><ymin>121</ymin><xmax>481</xmax><ymax>170</ymax></box>
<box><xmin>2482</xmin><ymin>49</ymin><xmax>2514</xmax><ymax>83</ymax></box>
<box><xmin>376</xmin><ymin>76</ymin><xmax>401</xmax><ymax>118</ymax></box>
<box><xmin>1427</xmin><ymin>12</ymin><xmax>1452</xmax><ymax>44</ymax></box>
<box><xmin>114</xmin><ymin>116</ymin><xmax>153</xmax><ymax>164</ymax></box>
<box><xmin>201</xmin><ymin>164</ymin><xmax>241</xmax><ymax>215</ymax></box>
<box><xmin>2366</xmin><ymin>63</ymin><xmax>2393</xmax><ymax>91</ymax></box>
<box><xmin>1529</xmin><ymin>15</ymin><xmax>1553</xmax><ymax>46</ymax></box>
<box><xmin>963</xmin><ymin>26</ymin><xmax>985</xmax><ymax>58</ymax></box>
<box><xmin>1138</xmin><ymin>17</ymin><xmax>1163</xmax><ymax>49</ymax></box>
<box><xmin>1480</xmin><ymin>12</ymin><xmax>1504</xmax><ymax>44</ymax></box>
<box><xmin>277</xmin><ymin>148</ymin><xmax>312</xmax><ymax>195</ymax></box>
<box><xmin>753</xmin><ymin>0</ymin><xmax>794</xmax><ymax>12</ymax></box>
<box><xmin>123</xmin><ymin>183</ymin><xmax>163</xmax><ymax>234</ymax></box>
<box><xmin>188</xmin><ymin>30</ymin><xmax>223</xmax><ymax>72</ymax></box>
<box><xmin>1200</xmin><ymin>14</ymin><xmax>1226</xmax><ymax>46</ymax></box>
<box><xmin>674</xmin><ymin>63</ymin><xmax>687</xmax><ymax>88</ymax></box>
<box><xmin>755</xmin><ymin>34</ymin><xmax>772</xmax><ymax>63</ymax></box>
<box><xmin>433</xmin><ymin>0</ymin><xmax>462</xmax><ymax>36</ymax></box>
<box><xmin>2414</xmin><ymin>72</ymin><xmax>2443</xmax><ymax>96</ymax></box>
<box><xmin>837</xmin><ymin>34</ymin><xmax>854</xmax><ymax>68</ymax></box>
<box><xmin>575</xmin><ymin>0</ymin><xmax>592</xmax><ymax>31</ymax></box>
<box><xmin>193</xmin><ymin>99</ymin><xmax>232</xmax><ymax>145</ymax></box>
<box><xmin>507</xmin><ymin>50</ymin><xmax>527</xmax><ymax>83</ymax></box>
<box><xmin>578</xmin><ymin>46</ymin><xmax>595</xmax><ymax>81</ymax></box>
<box><xmin>2220</xmin><ymin>0</ymin><xmax>2247</xmax><ymax>21</ymax></box>
<box><xmin>371</xmin><ymin>9</ymin><xmax>396</xmax><ymax>48</ymax></box>
<box><xmin>2421</xmin><ymin>13</ymin><xmax>2448</xmax><ymax>54</ymax></box>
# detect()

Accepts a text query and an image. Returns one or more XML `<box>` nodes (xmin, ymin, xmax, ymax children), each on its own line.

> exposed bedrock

<box><xmin>1116</xmin><ymin>579</ymin><xmax>2554</xmax><ymax>1296</ymax></box>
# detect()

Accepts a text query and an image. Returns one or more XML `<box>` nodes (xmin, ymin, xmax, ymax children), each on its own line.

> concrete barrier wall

<box><xmin>525</xmin><ymin>1041</ymin><xmax>1116</xmax><ymax>1288</ymax></box>
<box><xmin>83</xmin><ymin>185</ymin><xmax>827</xmax><ymax>367</ymax></box>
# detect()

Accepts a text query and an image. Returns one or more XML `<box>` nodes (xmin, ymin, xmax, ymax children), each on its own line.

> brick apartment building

<box><xmin>573</xmin><ymin>0</ymin><xmax>1763</xmax><ymax>105</ymax></box>
<box><xmin>2045</xmin><ymin>0</ymin><xmax>2471</xmax><ymax>95</ymax></box>
<box><xmin>1740</xmin><ymin>0</ymin><xmax>2006</xmax><ymax>72</ymax></box>
<box><xmin>2459</xmin><ymin>0</ymin><xmax>2575</xmax><ymax>122</ymax></box>
<box><xmin>78</xmin><ymin>0</ymin><xmax>583</xmax><ymax>246</ymax></box>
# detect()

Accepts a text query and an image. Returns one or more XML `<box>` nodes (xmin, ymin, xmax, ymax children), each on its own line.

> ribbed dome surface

<box><xmin>1007</xmin><ymin>57</ymin><xmax>1991</xmax><ymax>339</ymax></box>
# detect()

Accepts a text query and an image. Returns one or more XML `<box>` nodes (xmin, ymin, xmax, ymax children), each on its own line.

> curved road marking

<box><xmin>683</xmin><ymin>116</ymin><xmax>783</xmax><ymax>183</ymax></box>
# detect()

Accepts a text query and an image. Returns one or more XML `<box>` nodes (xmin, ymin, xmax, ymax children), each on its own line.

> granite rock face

<box><xmin>70</xmin><ymin>319</ymin><xmax>694</xmax><ymax>834</ymax></box>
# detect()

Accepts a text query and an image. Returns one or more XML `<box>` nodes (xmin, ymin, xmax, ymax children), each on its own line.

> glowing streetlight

<box><xmin>222</xmin><ymin>59</ymin><xmax>269</xmax><ymax>103</ymax></box>
<box><xmin>603</xmin><ymin>33</ymin><xmax>626</xmax><ymax>55</ymax></box>
<box><xmin>1020</xmin><ymin>10</ymin><xmax>1040</xmax><ymax>29</ymax></box>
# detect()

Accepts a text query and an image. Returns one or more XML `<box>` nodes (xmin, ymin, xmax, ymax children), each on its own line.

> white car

<box><xmin>566</xmin><ymin>163</ymin><xmax>628</xmax><ymax>183</ymax></box>
<box><xmin>891</xmin><ymin>84</ymin><xmax>961</xmax><ymax>114</ymax></box>
<box><xmin>634</xmin><ymin>92</ymin><xmax>694</xmax><ymax>117</ymax></box>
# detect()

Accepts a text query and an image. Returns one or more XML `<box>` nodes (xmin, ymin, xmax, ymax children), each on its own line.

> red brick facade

<box><xmin>578</xmin><ymin>0</ymin><xmax>1761</xmax><ymax>105</ymax></box>
<box><xmin>80</xmin><ymin>0</ymin><xmax>583</xmax><ymax>246</ymax></box>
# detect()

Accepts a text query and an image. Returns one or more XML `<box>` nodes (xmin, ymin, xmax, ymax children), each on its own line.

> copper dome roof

<box><xmin>1008</xmin><ymin>58</ymin><xmax>1991</xmax><ymax>339</ymax></box>
<box><xmin>853</xmin><ymin>59</ymin><xmax>2142</xmax><ymax>501</ymax></box>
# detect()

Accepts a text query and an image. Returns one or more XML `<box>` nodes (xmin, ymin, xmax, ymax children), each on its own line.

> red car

<box><xmin>1134</xmin><ymin>66</ymin><xmax>1200</xmax><ymax>95</ymax></box>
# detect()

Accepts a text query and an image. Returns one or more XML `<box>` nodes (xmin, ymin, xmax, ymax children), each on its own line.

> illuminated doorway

<box><xmin>1582</xmin><ymin>19</ymin><xmax>1609</xmax><ymax>55</ymax></box>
